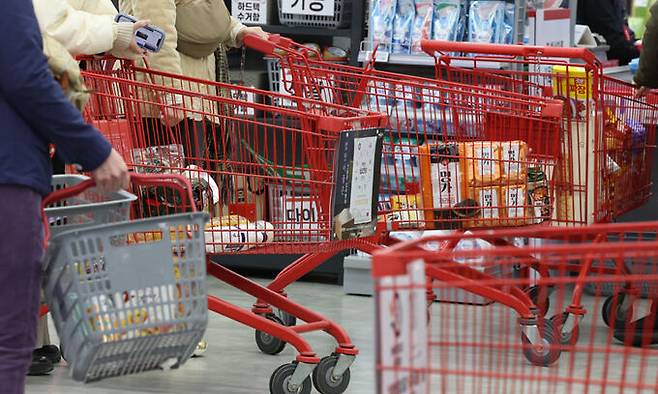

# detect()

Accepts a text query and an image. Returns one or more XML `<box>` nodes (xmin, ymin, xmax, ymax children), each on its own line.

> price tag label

<box><xmin>232</xmin><ymin>0</ymin><xmax>268</xmax><ymax>25</ymax></box>
<box><xmin>281</xmin><ymin>0</ymin><xmax>335</xmax><ymax>17</ymax></box>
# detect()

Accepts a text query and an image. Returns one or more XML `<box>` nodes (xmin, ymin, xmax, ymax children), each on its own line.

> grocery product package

<box><xmin>205</xmin><ymin>215</ymin><xmax>274</xmax><ymax>253</ymax></box>
<box><xmin>370</xmin><ymin>0</ymin><xmax>397</xmax><ymax>52</ymax></box>
<box><xmin>503</xmin><ymin>2</ymin><xmax>516</xmax><ymax>44</ymax></box>
<box><xmin>411</xmin><ymin>0</ymin><xmax>434</xmax><ymax>53</ymax></box>
<box><xmin>392</xmin><ymin>0</ymin><xmax>415</xmax><ymax>54</ymax></box>
<box><xmin>468</xmin><ymin>0</ymin><xmax>506</xmax><ymax>44</ymax></box>
<box><xmin>432</xmin><ymin>0</ymin><xmax>467</xmax><ymax>42</ymax></box>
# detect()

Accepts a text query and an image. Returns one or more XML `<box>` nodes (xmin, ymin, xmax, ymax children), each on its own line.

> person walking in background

<box><xmin>0</xmin><ymin>0</ymin><xmax>129</xmax><ymax>391</ymax></box>
<box><xmin>577</xmin><ymin>0</ymin><xmax>641</xmax><ymax>65</ymax></box>
<box><xmin>635</xmin><ymin>2</ymin><xmax>658</xmax><ymax>97</ymax></box>
<box><xmin>119</xmin><ymin>0</ymin><xmax>268</xmax><ymax>356</ymax></box>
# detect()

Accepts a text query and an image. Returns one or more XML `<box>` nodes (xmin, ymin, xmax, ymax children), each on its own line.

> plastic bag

<box><xmin>392</xmin><ymin>0</ymin><xmax>415</xmax><ymax>54</ymax></box>
<box><xmin>503</xmin><ymin>3</ymin><xmax>516</xmax><ymax>44</ymax></box>
<box><xmin>432</xmin><ymin>0</ymin><xmax>466</xmax><ymax>42</ymax></box>
<box><xmin>411</xmin><ymin>0</ymin><xmax>434</xmax><ymax>53</ymax></box>
<box><xmin>468</xmin><ymin>1</ymin><xmax>506</xmax><ymax>44</ymax></box>
<box><xmin>370</xmin><ymin>0</ymin><xmax>397</xmax><ymax>51</ymax></box>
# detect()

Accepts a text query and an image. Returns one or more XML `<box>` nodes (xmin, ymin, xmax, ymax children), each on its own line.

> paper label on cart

<box><xmin>377</xmin><ymin>260</ymin><xmax>428</xmax><ymax>394</ymax></box>
<box><xmin>430</xmin><ymin>161</ymin><xmax>462</xmax><ymax>209</ymax></box>
<box><xmin>475</xmin><ymin>146</ymin><xmax>495</xmax><ymax>176</ymax></box>
<box><xmin>479</xmin><ymin>188</ymin><xmax>499</xmax><ymax>219</ymax></box>
<box><xmin>349</xmin><ymin>136</ymin><xmax>378</xmax><ymax>225</ymax></box>
<box><xmin>281</xmin><ymin>0</ymin><xmax>335</xmax><ymax>16</ymax></box>
<box><xmin>283</xmin><ymin>196</ymin><xmax>320</xmax><ymax>234</ymax></box>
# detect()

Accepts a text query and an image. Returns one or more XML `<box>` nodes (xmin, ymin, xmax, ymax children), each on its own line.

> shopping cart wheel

<box><xmin>275</xmin><ymin>308</ymin><xmax>297</xmax><ymax>327</ymax></box>
<box><xmin>549</xmin><ymin>312</ymin><xmax>580</xmax><ymax>346</ymax></box>
<box><xmin>520</xmin><ymin>319</ymin><xmax>561</xmax><ymax>367</ymax></box>
<box><xmin>255</xmin><ymin>314</ymin><xmax>287</xmax><ymax>355</ymax></box>
<box><xmin>602</xmin><ymin>293</ymin><xmax>634</xmax><ymax>328</ymax></box>
<box><xmin>59</xmin><ymin>342</ymin><xmax>67</xmax><ymax>363</ymax></box>
<box><xmin>525</xmin><ymin>286</ymin><xmax>551</xmax><ymax>317</ymax></box>
<box><xmin>312</xmin><ymin>355</ymin><xmax>351</xmax><ymax>394</ymax></box>
<box><xmin>269</xmin><ymin>363</ymin><xmax>312</xmax><ymax>394</ymax></box>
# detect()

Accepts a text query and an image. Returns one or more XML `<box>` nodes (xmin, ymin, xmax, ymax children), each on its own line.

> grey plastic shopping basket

<box><xmin>47</xmin><ymin>174</ymin><xmax>136</xmax><ymax>236</ymax></box>
<box><xmin>42</xmin><ymin>175</ymin><xmax>209</xmax><ymax>382</ymax></box>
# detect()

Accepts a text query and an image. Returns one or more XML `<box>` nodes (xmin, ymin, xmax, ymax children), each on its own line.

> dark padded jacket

<box><xmin>0</xmin><ymin>0</ymin><xmax>112</xmax><ymax>196</ymax></box>
<box><xmin>577</xmin><ymin>0</ymin><xmax>640</xmax><ymax>65</ymax></box>
<box><xmin>635</xmin><ymin>2</ymin><xmax>658</xmax><ymax>89</ymax></box>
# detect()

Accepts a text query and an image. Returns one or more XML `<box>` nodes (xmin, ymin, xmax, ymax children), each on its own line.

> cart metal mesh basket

<box><xmin>43</xmin><ymin>212</ymin><xmax>209</xmax><ymax>382</ymax></box>
<box><xmin>277</xmin><ymin>0</ymin><xmax>351</xmax><ymax>28</ymax></box>
<box><xmin>47</xmin><ymin>175</ymin><xmax>136</xmax><ymax>236</ymax></box>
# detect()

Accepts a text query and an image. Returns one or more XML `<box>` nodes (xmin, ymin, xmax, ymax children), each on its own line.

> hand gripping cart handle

<box><xmin>41</xmin><ymin>173</ymin><xmax>209</xmax><ymax>383</ymax></box>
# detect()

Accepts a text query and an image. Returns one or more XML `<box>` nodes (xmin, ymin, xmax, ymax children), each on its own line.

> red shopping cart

<box><xmin>244</xmin><ymin>35</ymin><xmax>658</xmax><ymax>345</ymax></box>
<box><xmin>420</xmin><ymin>40</ymin><xmax>658</xmax><ymax>220</ymax></box>
<box><xmin>80</xmin><ymin>57</ymin><xmax>388</xmax><ymax>393</ymax></box>
<box><xmin>372</xmin><ymin>222</ymin><xmax>658</xmax><ymax>393</ymax></box>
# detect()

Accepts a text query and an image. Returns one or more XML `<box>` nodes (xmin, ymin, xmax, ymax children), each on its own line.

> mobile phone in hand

<box><xmin>115</xmin><ymin>13</ymin><xmax>165</xmax><ymax>53</ymax></box>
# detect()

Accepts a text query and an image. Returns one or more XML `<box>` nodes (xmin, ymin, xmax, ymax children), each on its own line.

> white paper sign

<box><xmin>349</xmin><ymin>136</ymin><xmax>377</xmax><ymax>225</ymax></box>
<box><xmin>377</xmin><ymin>260</ymin><xmax>428</xmax><ymax>394</ymax></box>
<box><xmin>232</xmin><ymin>0</ymin><xmax>269</xmax><ymax>25</ymax></box>
<box><xmin>281</xmin><ymin>0</ymin><xmax>335</xmax><ymax>16</ymax></box>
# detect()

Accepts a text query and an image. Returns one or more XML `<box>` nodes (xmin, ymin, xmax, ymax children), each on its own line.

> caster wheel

<box><xmin>192</xmin><ymin>339</ymin><xmax>208</xmax><ymax>357</ymax></box>
<box><xmin>275</xmin><ymin>308</ymin><xmax>298</xmax><ymax>327</ymax></box>
<box><xmin>59</xmin><ymin>342</ymin><xmax>67</xmax><ymax>363</ymax></box>
<box><xmin>256</xmin><ymin>314</ymin><xmax>287</xmax><ymax>355</ymax></box>
<box><xmin>525</xmin><ymin>286</ymin><xmax>551</xmax><ymax>317</ymax></box>
<box><xmin>269</xmin><ymin>363</ymin><xmax>312</xmax><ymax>394</ymax></box>
<box><xmin>312</xmin><ymin>355</ymin><xmax>351</xmax><ymax>394</ymax></box>
<box><xmin>602</xmin><ymin>293</ymin><xmax>634</xmax><ymax>328</ymax></box>
<box><xmin>521</xmin><ymin>319</ymin><xmax>561</xmax><ymax>366</ymax></box>
<box><xmin>549</xmin><ymin>313</ymin><xmax>580</xmax><ymax>346</ymax></box>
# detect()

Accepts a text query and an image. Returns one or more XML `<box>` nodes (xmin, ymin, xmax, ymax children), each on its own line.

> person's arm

<box><xmin>586</xmin><ymin>0</ymin><xmax>640</xmax><ymax>65</ymax></box>
<box><xmin>0</xmin><ymin>0</ymin><xmax>111</xmax><ymax>172</ymax></box>
<box><xmin>635</xmin><ymin>2</ymin><xmax>658</xmax><ymax>90</ymax></box>
<box><xmin>33</xmin><ymin>0</ymin><xmax>135</xmax><ymax>56</ymax></box>
<box><xmin>227</xmin><ymin>17</ymin><xmax>269</xmax><ymax>48</ymax></box>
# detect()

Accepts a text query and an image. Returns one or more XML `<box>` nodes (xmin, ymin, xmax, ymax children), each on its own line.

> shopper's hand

<box><xmin>635</xmin><ymin>86</ymin><xmax>648</xmax><ymax>98</ymax></box>
<box><xmin>161</xmin><ymin>103</ymin><xmax>186</xmax><ymax>127</ymax></box>
<box><xmin>92</xmin><ymin>149</ymin><xmax>130</xmax><ymax>193</ymax></box>
<box><xmin>129</xmin><ymin>20</ymin><xmax>151</xmax><ymax>56</ymax></box>
<box><xmin>236</xmin><ymin>26</ymin><xmax>268</xmax><ymax>47</ymax></box>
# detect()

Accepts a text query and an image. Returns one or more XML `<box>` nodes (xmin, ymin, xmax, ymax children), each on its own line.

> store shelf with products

<box><xmin>362</xmin><ymin>0</ymin><xmax>527</xmax><ymax>68</ymax></box>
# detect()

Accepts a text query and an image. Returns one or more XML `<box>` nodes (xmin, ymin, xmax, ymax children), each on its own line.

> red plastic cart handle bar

<box><xmin>420</xmin><ymin>40</ymin><xmax>599</xmax><ymax>68</ymax></box>
<box><xmin>243</xmin><ymin>33</ymin><xmax>321</xmax><ymax>59</ymax></box>
<box><xmin>41</xmin><ymin>173</ymin><xmax>197</xmax><ymax>244</ymax></box>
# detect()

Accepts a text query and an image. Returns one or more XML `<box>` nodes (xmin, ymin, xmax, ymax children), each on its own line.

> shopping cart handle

<box><xmin>41</xmin><ymin>173</ymin><xmax>197</xmax><ymax>243</ymax></box>
<box><xmin>243</xmin><ymin>33</ymin><xmax>293</xmax><ymax>56</ymax></box>
<box><xmin>243</xmin><ymin>33</ymin><xmax>322</xmax><ymax>60</ymax></box>
<box><xmin>420</xmin><ymin>40</ymin><xmax>599</xmax><ymax>67</ymax></box>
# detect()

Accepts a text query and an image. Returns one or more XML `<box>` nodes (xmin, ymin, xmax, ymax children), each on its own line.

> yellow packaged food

<box><xmin>419</xmin><ymin>143</ymin><xmax>466</xmax><ymax>229</ymax></box>
<box><xmin>389</xmin><ymin>194</ymin><xmax>424</xmax><ymax>228</ymax></box>
<box><xmin>207</xmin><ymin>214</ymin><xmax>249</xmax><ymax>228</ymax></box>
